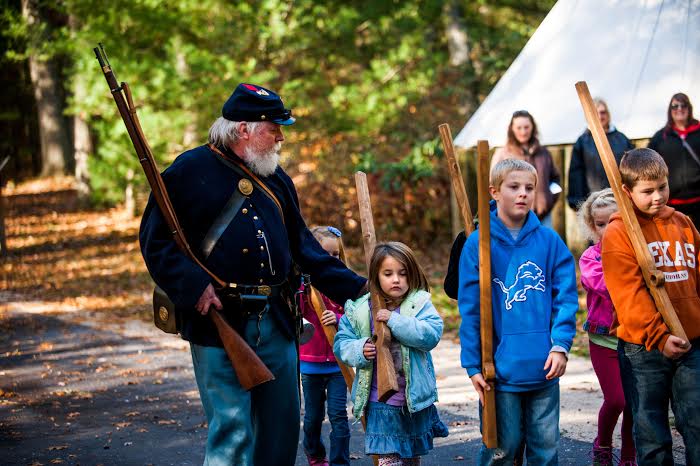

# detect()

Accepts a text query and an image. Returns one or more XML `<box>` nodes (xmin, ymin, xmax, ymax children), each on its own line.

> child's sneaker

<box><xmin>591</xmin><ymin>439</ymin><xmax>614</xmax><ymax>466</ymax></box>
<box><xmin>305</xmin><ymin>453</ymin><xmax>329</xmax><ymax>466</ymax></box>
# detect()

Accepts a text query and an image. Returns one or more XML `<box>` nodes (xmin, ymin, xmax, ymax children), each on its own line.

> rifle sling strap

<box><xmin>201</xmin><ymin>188</ymin><xmax>246</xmax><ymax>259</ymax></box>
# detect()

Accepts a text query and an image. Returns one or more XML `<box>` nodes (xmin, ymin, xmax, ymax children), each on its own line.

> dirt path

<box><xmin>0</xmin><ymin>294</ymin><xmax>686</xmax><ymax>465</ymax></box>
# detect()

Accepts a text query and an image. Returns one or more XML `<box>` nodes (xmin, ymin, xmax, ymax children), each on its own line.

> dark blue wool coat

<box><xmin>140</xmin><ymin>144</ymin><xmax>366</xmax><ymax>346</ymax></box>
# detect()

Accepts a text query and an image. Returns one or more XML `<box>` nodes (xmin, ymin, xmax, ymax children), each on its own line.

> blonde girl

<box><xmin>300</xmin><ymin>226</ymin><xmax>351</xmax><ymax>466</ymax></box>
<box><xmin>578</xmin><ymin>189</ymin><xmax>636</xmax><ymax>466</ymax></box>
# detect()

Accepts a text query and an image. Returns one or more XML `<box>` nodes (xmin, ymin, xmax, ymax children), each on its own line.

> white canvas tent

<box><xmin>454</xmin><ymin>0</ymin><xmax>700</xmax><ymax>149</ymax></box>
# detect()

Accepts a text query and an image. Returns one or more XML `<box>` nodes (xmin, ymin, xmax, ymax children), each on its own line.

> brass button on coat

<box><xmin>242</xmin><ymin>248</ymin><xmax>249</xmax><ymax>254</ymax></box>
<box><xmin>242</xmin><ymin>208</ymin><xmax>248</xmax><ymax>214</ymax></box>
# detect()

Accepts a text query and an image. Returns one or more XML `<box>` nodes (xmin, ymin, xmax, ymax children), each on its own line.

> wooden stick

<box><xmin>477</xmin><ymin>140</ymin><xmax>498</xmax><ymax>449</ymax></box>
<box><xmin>308</xmin><ymin>285</ymin><xmax>356</xmax><ymax>388</ymax></box>
<box><xmin>575</xmin><ymin>81</ymin><xmax>688</xmax><ymax>341</ymax></box>
<box><xmin>355</xmin><ymin>171</ymin><xmax>399</xmax><ymax>401</ymax></box>
<box><xmin>439</xmin><ymin>123</ymin><xmax>474</xmax><ymax>234</ymax></box>
<box><xmin>309</xmin><ymin>287</ymin><xmax>376</xmax><ymax>465</ymax></box>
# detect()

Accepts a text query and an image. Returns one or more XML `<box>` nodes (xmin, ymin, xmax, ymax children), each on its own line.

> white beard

<box><xmin>242</xmin><ymin>143</ymin><xmax>281</xmax><ymax>177</ymax></box>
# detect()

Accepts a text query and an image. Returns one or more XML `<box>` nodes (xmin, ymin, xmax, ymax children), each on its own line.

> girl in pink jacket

<box><xmin>299</xmin><ymin>226</ymin><xmax>351</xmax><ymax>466</ymax></box>
<box><xmin>578</xmin><ymin>188</ymin><xmax>636</xmax><ymax>466</ymax></box>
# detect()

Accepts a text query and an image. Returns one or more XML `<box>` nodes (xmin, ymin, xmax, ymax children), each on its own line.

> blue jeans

<box><xmin>190</xmin><ymin>308</ymin><xmax>299</xmax><ymax>466</ymax></box>
<box><xmin>618</xmin><ymin>339</ymin><xmax>700</xmax><ymax>466</ymax></box>
<box><xmin>301</xmin><ymin>372</ymin><xmax>351</xmax><ymax>465</ymax></box>
<box><xmin>478</xmin><ymin>383</ymin><xmax>560</xmax><ymax>466</ymax></box>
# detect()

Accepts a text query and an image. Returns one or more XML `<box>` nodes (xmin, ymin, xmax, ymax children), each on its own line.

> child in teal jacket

<box><xmin>334</xmin><ymin>242</ymin><xmax>448</xmax><ymax>465</ymax></box>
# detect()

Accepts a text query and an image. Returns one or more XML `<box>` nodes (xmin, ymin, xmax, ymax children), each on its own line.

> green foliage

<box><xmin>1</xmin><ymin>0</ymin><xmax>554</xmax><ymax>243</ymax></box>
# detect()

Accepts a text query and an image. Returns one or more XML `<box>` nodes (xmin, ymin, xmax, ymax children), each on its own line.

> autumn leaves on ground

<box><xmin>0</xmin><ymin>178</ymin><xmax>209</xmax><ymax>466</ymax></box>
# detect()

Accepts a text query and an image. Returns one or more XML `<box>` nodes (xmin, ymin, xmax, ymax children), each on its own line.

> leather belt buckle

<box><xmin>258</xmin><ymin>285</ymin><xmax>271</xmax><ymax>296</ymax></box>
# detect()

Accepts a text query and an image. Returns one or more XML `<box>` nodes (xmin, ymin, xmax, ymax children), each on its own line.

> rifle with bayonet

<box><xmin>93</xmin><ymin>43</ymin><xmax>274</xmax><ymax>391</ymax></box>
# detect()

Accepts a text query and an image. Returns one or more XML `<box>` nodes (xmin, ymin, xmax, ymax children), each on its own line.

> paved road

<box><xmin>0</xmin><ymin>298</ymin><xmax>686</xmax><ymax>465</ymax></box>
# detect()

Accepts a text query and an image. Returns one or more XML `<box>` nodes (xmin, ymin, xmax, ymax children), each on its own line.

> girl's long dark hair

<box><xmin>369</xmin><ymin>242</ymin><xmax>429</xmax><ymax>303</ymax></box>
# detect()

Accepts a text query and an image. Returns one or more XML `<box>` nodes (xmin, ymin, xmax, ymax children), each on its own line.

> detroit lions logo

<box><xmin>493</xmin><ymin>261</ymin><xmax>546</xmax><ymax>310</ymax></box>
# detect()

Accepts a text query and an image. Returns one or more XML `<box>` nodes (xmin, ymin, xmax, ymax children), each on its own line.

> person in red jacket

<box><xmin>601</xmin><ymin>148</ymin><xmax>700</xmax><ymax>466</ymax></box>
<box><xmin>648</xmin><ymin>92</ymin><xmax>700</xmax><ymax>225</ymax></box>
<box><xmin>299</xmin><ymin>226</ymin><xmax>351</xmax><ymax>466</ymax></box>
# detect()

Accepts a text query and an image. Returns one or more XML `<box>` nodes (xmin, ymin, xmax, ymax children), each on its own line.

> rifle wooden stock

<box><xmin>575</xmin><ymin>82</ymin><xmax>688</xmax><ymax>341</ymax></box>
<box><xmin>439</xmin><ymin>123</ymin><xmax>474</xmax><ymax>234</ymax></box>
<box><xmin>94</xmin><ymin>44</ymin><xmax>274</xmax><ymax>391</ymax></box>
<box><xmin>477</xmin><ymin>140</ymin><xmax>497</xmax><ymax>449</ymax></box>
<box><xmin>308</xmin><ymin>286</ymin><xmax>356</xmax><ymax>388</ymax></box>
<box><xmin>355</xmin><ymin>171</ymin><xmax>399</xmax><ymax>402</ymax></box>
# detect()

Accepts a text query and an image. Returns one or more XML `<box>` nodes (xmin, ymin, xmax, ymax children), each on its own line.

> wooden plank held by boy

<box><xmin>438</xmin><ymin>123</ymin><xmax>474</xmax><ymax>234</ymax></box>
<box><xmin>355</xmin><ymin>171</ymin><xmax>399</xmax><ymax>401</ymax></box>
<box><xmin>476</xmin><ymin>140</ymin><xmax>498</xmax><ymax>448</ymax></box>
<box><xmin>94</xmin><ymin>44</ymin><xmax>274</xmax><ymax>390</ymax></box>
<box><xmin>575</xmin><ymin>81</ymin><xmax>688</xmax><ymax>341</ymax></box>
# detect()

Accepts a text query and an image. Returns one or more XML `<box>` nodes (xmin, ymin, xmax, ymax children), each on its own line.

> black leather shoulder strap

<box><xmin>201</xmin><ymin>188</ymin><xmax>246</xmax><ymax>259</ymax></box>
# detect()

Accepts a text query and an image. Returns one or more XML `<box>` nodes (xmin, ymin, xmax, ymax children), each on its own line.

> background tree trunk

<box><xmin>69</xmin><ymin>15</ymin><xmax>91</xmax><ymax>201</ymax></box>
<box><xmin>444</xmin><ymin>0</ymin><xmax>470</xmax><ymax>68</ymax></box>
<box><xmin>22</xmin><ymin>0</ymin><xmax>72</xmax><ymax>177</ymax></box>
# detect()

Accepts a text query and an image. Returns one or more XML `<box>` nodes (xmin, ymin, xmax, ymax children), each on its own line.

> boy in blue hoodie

<box><xmin>458</xmin><ymin>158</ymin><xmax>578</xmax><ymax>465</ymax></box>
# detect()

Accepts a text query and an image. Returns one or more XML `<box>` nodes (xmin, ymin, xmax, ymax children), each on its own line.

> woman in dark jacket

<box><xmin>648</xmin><ymin>92</ymin><xmax>700</xmax><ymax>225</ymax></box>
<box><xmin>567</xmin><ymin>98</ymin><xmax>634</xmax><ymax>210</ymax></box>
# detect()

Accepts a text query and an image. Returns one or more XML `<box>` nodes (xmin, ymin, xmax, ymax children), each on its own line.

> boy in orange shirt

<box><xmin>601</xmin><ymin>148</ymin><xmax>700</xmax><ymax>466</ymax></box>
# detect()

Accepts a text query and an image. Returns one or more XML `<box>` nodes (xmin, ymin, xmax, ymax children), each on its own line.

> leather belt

<box><xmin>222</xmin><ymin>280</ymin><xmax>287</xmax><ymax>298</ymax></box>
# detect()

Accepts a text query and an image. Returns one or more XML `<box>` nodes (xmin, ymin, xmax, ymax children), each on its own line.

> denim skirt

<box><xmin>365</xmin><ymin>402</ymin><xmax>449</xmax><ymax>457</ymax></box>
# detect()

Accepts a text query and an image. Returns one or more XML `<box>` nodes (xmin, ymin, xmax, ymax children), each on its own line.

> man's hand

<box><xmin>376</xmin><ymin>309</ymin><xmax>392</xmax><ymax>322</ymax></box>
<box><xmin>363</xmin><ymin>339</ymin><xmax>377</xmax><ymax>360</ymax></box>
<box><xmin>662</xmin><ymin>335</ymin><xmax>691</xmax><ymax>359</ymax></box>
<box><xmin>470</xmin><ymin>373</ymin><xmax>491</xmax><ymax>405</ymax></box>
<box><xmin>544</xmin><ymin>351</ymin><xmax>568</xmax><ymax>380</ymax></box>
<box><xmin>195</xmin><ymin>284</ymin><xmax>223</xmax><ymax>316</ymax></box>
<box><xmin>321</xmin><ymin>310</ymin><xmax>337</xmax><ymax>326</ymax></box>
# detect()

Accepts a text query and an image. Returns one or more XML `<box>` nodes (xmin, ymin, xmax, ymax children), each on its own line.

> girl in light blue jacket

<box><xmin>334</xmin><ymin>242</ymin><xmax>448</xmax><ymax>466</ymax></box>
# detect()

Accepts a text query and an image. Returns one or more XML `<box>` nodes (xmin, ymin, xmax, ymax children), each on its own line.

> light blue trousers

<box><xmin>190</xmin><ymin>309</ymin><xmax>299</xmax><ymax>466</ymax></box>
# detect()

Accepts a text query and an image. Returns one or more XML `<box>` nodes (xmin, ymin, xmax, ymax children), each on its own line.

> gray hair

<box><xmin>208</xmin><ymin>117</ymin><xmax>261</xmax><ymax>147</ymax></box>
<box><xmin>593</xmin><ymin>97</ymin><xmax>610</xmax><ymax>117</ymax></box>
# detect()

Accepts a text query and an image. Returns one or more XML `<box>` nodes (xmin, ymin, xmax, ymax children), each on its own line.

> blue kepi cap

<box><xmin>222</xmin><ymin>83</ymin><xmax>295</xmax><ymax>125</ymax></box>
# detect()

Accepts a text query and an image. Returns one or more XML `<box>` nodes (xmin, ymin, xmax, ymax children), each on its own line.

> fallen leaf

<box><xmin>38</xmin><ymin>342</ymin><xmax>54</xmax><ymax>351</ymax></box>
<box><xmin>48</xmin><ymin>445</ymin><xmax>68</xmax><ymax>451</ymax></box>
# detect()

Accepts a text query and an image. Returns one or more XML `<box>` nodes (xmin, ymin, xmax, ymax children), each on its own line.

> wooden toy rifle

<box><xmin>306</xmin><ymin>282</ymin><xmax>356</xmax><ymax>387</ymax></box>
<box><xmin>476</xmin><ymin>140</ymin><xmax>498</xmax><ymax>448</ymax></box>
<box><xmin>575</xmin><ymin>81</ymin><xmax>688</xmax><ymax>341</ymax></box>
<box><xmin>355</xmin><ymin>171</ymin><xmax>399</xmax><ymax>401</ymax></box>
<box><xmin>439</xmin><ymin>123</ymin><xmax>474</xmax><ymax>233</ymax></box>
<box><xmin>94</xmin><ymin>43</ymin><xmax>274</xmax><ymax>390</ymax></box>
